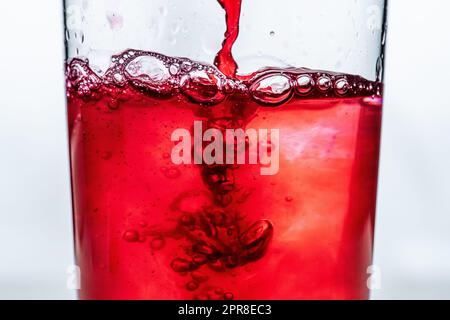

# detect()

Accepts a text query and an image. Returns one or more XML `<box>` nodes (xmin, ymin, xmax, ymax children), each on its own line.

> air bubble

<box><xmin>269</xmin><ymin>31</ymin><xmax>275</xmax><ymax>37</ymax></box>
<box><xmin>186</xmin><ymin>281</ymin><xmax>199</xmax><ymax>291</ymax></box>
<box><xmin>239</xmin><ymin>220</ymin><xmax>273</xmax><ymax>262</ymax></box>
<box><xmin>193</xmin><ymin>242</ymin><xmax>220</xmax><ymax>258</ymax></box>
<box><xmin>123</xmin><ymin>229</ymin><xmax>140</xmax><ymax>242</ymax></box>
<box><xmin>356</xmin><ymin>82</ymin><xmax>365</xmax><ymax>92</ymax></box>
<box><xmin>295</xmin><ymin>75</ymin><xmax>314</xmax><ymax>95</ymax></box>
<box><xmin>113</xmin><ymin>73</ymin><xmax>124</xmax><ymax>83</ymax></box>
<box><xmin>208</xmin><ymin>259</ymin><xmax>226</xmax><ymax>272</ymax></box>
<box><xmin>107</xmin><ymin>99</ymin><xmax>120</xmax><ymax>110</ymax></box>
<box><xmin>317</xmin><ymin>76</ymin><xmax>332</xmax><ymax>92</ymax></box>
<box><xmin>125</xmin><ymin>55</ymin><xmax>170</xmax><ymax>84</ymax></box>
<box><xmin>202</xmin><ymin>167</ymin><xmax>235</xmax><ymax>193</ymax></box>
<box><xmin>169</xmin><ymin>63</ymin><xmax>180</xmax><ymax>75</ymax></box>
<box><xmin>250</xmin><ymin>74</ymin><xmax>292</xmax><ymax>105</ymax></box>
<box><xmin>223</xmin><ymin>292</ymin><xmax>234</xmax><ymax>300</ymax></box>
<box><xmin>180</xmin><ymin>70</ymin><xmax>225</xmax><ymax>104</ymax></box>
<box><xmin>66</xmin><ymin>59</ymin><xmax>102</xmax><ymax>95</ymax></box>
<box><xmin>236</xmin><ymin>82</ymin><xmax>248</xmax><ymax>93</ymax></box>
<box><xmin>171</xmin><ymin>258</ymin><xmax>196</xmax><ymax>273</ymax></box>
<box><xmin>223</xmin><ymin>79</ymin><xmax>236</xmax><ymax>93</ymax></box>
<box><xmin>335</xmin><ymin>78</ymin><xmax>350</xmax><ymax>95</ymax></box>
<box><xmin>192</xmin><ymin>254</ymin><xmax>208</xmax><ymax>265</ymax></box>
<box><xmin>181</xmin><ymin>61</ymin><xmax>193</xmax><ymax>72</ymax></box>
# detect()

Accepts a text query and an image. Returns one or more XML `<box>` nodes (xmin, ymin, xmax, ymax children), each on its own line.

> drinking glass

<box><xmin>64</xmin><ymin>0</ymin><xmax>388</xmax><ymax>300</ymax></box>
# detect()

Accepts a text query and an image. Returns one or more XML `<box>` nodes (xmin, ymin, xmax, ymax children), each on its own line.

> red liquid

<box><xmin>66</xmin><ymin>52</ymin><xmax>382</xmax><ymax>299</ymax></box>
<box><xmin>214</xmin><ymin>0</ymin><xmax>242</xmax><ymax>77</ymax></box>
<box><xmin>66</xmin><ymin>0</ymin><xmax>382</xmax><ymax>300</ymax></box>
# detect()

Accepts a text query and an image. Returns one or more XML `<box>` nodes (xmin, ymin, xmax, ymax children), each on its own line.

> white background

<box><xmin>1</xmin><ymin>0</ymin><xmax>450</xmax><ymax>299</ymax></box>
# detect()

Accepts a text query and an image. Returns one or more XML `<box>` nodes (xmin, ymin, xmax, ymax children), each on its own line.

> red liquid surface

<box><xmin>66</xmin><ymin>0</ymin><xmax>382</xmax><ymax>300</ymax></box>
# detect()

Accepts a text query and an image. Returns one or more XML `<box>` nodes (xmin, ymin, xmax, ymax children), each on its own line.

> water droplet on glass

<box><xmin>106</xmin><ymin>12</ymin><xmax>123</xmax><ymax>30</ymax></box>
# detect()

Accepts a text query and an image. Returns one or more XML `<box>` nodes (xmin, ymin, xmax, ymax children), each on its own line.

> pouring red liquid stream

<box><xmin>214</xmin><ymin>0</ymin><xmax>242</xmax><ymax>77</ymax></box>
<box><xmin>66</xmin><ymin>0</ymin><xmax>382</xmax><ymax>299</ymax></box>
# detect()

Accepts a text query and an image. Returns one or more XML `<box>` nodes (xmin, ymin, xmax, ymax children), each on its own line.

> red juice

<box><xmin>65</xmin><ymin>0</ymin><xmax>383</xmax><ymax>300</ymax></box>
<box><xmin>66</xmin><ymin>51</ymin><xmax>382</xmax><ymax>299</ymax></box>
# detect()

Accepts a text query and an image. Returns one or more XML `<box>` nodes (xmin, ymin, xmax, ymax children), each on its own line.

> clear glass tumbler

<box><xmin>64</xmin><ymin>0</ymin><xmax>388</xmax><ymax>300</ymax></box>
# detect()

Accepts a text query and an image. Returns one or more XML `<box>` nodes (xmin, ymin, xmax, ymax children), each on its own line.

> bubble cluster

<box><xmin>66</xmin><ymin>49</ymin><xmax>383</xmax><ymax>106</ymax></box>
<box><xmin>66</xmin><ymin>59</ymin><xmax>102</xmax><ymax>97</ymax></box>
<box><xmin>166</xmin><ymin>203</ymin><xmax>273</xmax><ymax>298</ymax></box>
